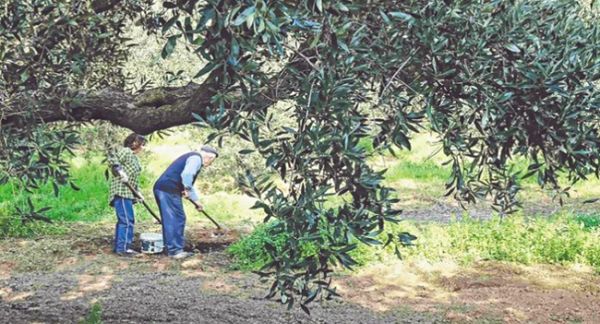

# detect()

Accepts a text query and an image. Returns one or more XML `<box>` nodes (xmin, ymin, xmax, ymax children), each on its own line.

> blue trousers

<box><xmin>113</xmin><ymin>197</ymin><xmax>135</xmax><ymax>253</ymax></box>
<box><xmin>153</xmin><ymin>189</ymin><xmax>186</xmax><ymax>255</ymax></box>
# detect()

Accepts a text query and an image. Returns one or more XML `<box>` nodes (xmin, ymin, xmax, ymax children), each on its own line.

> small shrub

<box><xmin>574</xmin><ymin>213</ymin><xmax>600</xmax><ymax>230</ymax></box>
<box><xmin>228</xmin><ymin>220</ymin><xmax>351</xmax><ymax>270</ymax></box>
<box><xmin>80</xmin><ymin>302</ymin><xmax>102</xmax><ymax>324</ymax></box>
<box><xmin>227</xmin><ymin>222</ymin><xmax>288</xmax><ymax>271</ymax></box>
<box><xmin>584</xmin><ymin>244</ymin><xmax>600</xmax><ymax>272</ymax></box>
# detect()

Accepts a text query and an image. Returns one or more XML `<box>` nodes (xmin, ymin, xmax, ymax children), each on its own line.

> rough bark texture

<box><xmin>0</xmin><ymin>78</ymin><xmax>292</xmax><ymax>134</ymax></box>
<box><xmin>66</xmin><ymin>84</ymin><xmax>204</xmax><ymax>135</ymax></box>
<box><xmin>1</xmin><ymin>84</ymin><xmax>201</xmax><ymax>134</ymax></box>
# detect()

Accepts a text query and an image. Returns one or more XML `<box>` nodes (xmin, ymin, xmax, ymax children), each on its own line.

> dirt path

<box><xmin>0</xmin><ymin>225</ymin><xmax>445</xmax><ymax>323</ymax></box>
<box><xmin>1</xmin><ymin>224</ymin><xmax>599</xmax><ymax>323</ymax></box>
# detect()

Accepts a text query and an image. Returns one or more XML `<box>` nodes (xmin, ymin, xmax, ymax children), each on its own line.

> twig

<box><xmin>283</xmin><ymin>44</ymin><xmax>320</xmax><ymax>71</ymax></box>
<box><xmin>380</xmin><ymin>50</ymin><xmax>416</xmax><ymax>97</ymax></box>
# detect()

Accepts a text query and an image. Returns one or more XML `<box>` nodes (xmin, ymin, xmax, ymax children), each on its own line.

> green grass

<box><xmin>0</xmin><ymin>217</ymin><xmax>68</xmax><ymax>239</ymax></box>
<box><xmin>228</xmin><ymin>213</ymin><xmax>600</xmax><ymax>272</ymax></box>
<box><xmin>391</xmin><ymin>213</ymin><xmax>600</xmax><ymax>271</ymax></box>
<box><xmin>0</xmin><ymin>157</ymin><xmax>113</xmax><ymax>223</ymax></box>
<box><xmin>384</xmin><ymin>159</ymin><xmax>450</xmax><ymax>183</ymax></box>
<box><xmin>80</xmin><ymin>302</ymin><xmax>102</xmax><ymax>324</ymax></box>
<box><xmin>574</xmin><ymin>213</ymin><xmax>600</xmax><ymax>230</ymax></box>
<box><xmin>0</xmin><ymin>156</ymin><xmax>115</xmax><ymax>237</ymax></box>
<box><xmin>198</xmin><ymin>192</ymin><xmax>263</xmax><ymax>226</ymax></box>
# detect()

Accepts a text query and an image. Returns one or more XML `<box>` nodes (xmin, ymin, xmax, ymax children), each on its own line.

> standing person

<box><xmin>153</xmin><ymin>145</ymin><xmax>219</xmax><ymax>259</ymax></box>
<box><xmin>108</xmin><ymin>133</ymin><xmax>147</xmax><ymax>257</ymax></box>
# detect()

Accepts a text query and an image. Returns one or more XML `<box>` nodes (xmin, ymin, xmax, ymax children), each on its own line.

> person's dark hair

<box><xmin>123</xmin><ymin>133</ymin><xmax>146</xmax><ymax>149</ymax></box>
<box><xmin>200</xmin><ymin>145</ymin><xmax>219</xmax><ymax>158</ymax></box>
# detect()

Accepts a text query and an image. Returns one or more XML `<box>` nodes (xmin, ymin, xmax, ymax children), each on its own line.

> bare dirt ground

<box><xmin>339</xmin><ymin>260</ymin><xmax>600</xmax><ymax>323</ymax></box>
<box><xmin>1</xmin><ymin>221</ymin><xmax>599</xmax><ymax>324</ymax></box>
<box><xmin>397</xmin><ymin>193</ymin><xmax>596</xmax><ymax>223</ymax></box>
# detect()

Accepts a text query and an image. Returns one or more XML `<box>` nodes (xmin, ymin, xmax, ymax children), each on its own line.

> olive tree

<box><xmin>1</xmin><ymin>0</ymin><xmax>599</xmax><ymax>309</ymax></box>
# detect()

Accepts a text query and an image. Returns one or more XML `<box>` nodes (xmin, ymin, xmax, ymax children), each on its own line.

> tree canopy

<box><xmin>1</xmin><ymin>0</ymin><xmax>599</xmax><ymax>310</ymax></box>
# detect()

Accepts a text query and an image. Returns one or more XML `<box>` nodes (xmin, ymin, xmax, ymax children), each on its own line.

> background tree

<box><xmin>1</xmin><ymin>0</ymin><xmax>599</xmax><ymax>309</ymax></box>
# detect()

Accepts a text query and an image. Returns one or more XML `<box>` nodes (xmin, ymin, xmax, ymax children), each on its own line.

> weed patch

<box><xmin>574</xmin><ymin>213</ymin><xmax>600</xmax><ymax>230</ymax></box>
<box><xmin>80</xmin><ymin>302</ymin><xmax>102</xmax><ymax>324</ymax></box>
<box><xmin>229</xmin><ymin>214</ymin><xmax>600</xmax><ymax>272</ymax></box>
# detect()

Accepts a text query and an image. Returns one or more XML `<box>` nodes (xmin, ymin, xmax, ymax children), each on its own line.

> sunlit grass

<box><xmin>0</xmin><ymin>156</ymin><xmax>111</xmax><ymax>223</ymax></box>
<box><xmin>228</xmin><ymin>212</ymin><xmax>600</xmax><ymax>273</ymax></box>
<box><xmin>184</xmin><ymin>191</ymin><xmax>264</xmax><ymax>229</ymax></box>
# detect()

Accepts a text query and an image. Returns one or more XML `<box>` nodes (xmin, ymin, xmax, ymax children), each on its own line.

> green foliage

<box><xmin>0</xmin><ymin>125</ymin><xmax>81</xmax><ymax>220</ymax></box>
<box><xmin>80</xmin><ymin>302</ymin><xmax>102</xmax><ymax>324</ymax></box>
<box><xmin>177</xmin><ymin>0</ymin><xmax>600</xmax><ymax>308</ymax></box>
<box><xmin>0</xmin><ymin>157</ymin><xmax>112</xmax><ymax>222</ymax></box>
<box><xmin>357</xmin><ymin>137</ymin><xmax>375</xmax><ymax>155</ymax></box>
<box><xmin>230</xmin><ymin>213</ymin><xmax>600</xmax><ymax>272</ymax></box>
<box><xmin>0</xmin><ymin>0</ymin><xmax>153</xmax><ymax>215</ymax></box>
<box><xmin>400</xmin><ymin>0</ymin><xmax>600</xmax><ymax>213</ymax></box>
<box><xmin>228</xmin><ymin>221</ymin><xmax>375</xmax><ymax>271</ymax></box>
<box><xmin>227</xmin><ymin>222</ymin><xmax>289</xmax><ymax>271</ymax></box>
<box><xmin>0</xmin><ymin>155</ymin><xmax>164</xmax><ymax>224</ymax></box>
<box><xmin>390</xmin><ymin>214</ymin><xmax>600</xmax><ymax>271</ymax></box>
<box><xmin>574</xmin><ymin>213</ymin><xmax>600</xmax><ymax>230</ymax></box>
<box><xmin>77</xmin><ymin>123</ymin><xmax>129</xmax><ymax>159</ymax></box>
<box><xmin>385</xmin><ymin>160</ymin><xmax>450</xmax><ymax>183</ymax></box>
<box><xmin>0</xmin><ymin>214</ymin><xmax>67</xmax><ymax>239</ymax></box>
<box><xmin>584</xmin><ymin>245</ymin><xmax>600</xmax><ymax>270</ymax></box>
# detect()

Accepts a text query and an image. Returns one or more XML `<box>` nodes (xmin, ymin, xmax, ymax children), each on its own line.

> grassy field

<box><xmin>228</xmin><ymin>212</ymin><xmax>600</xmax><ymax>273</ymax></box>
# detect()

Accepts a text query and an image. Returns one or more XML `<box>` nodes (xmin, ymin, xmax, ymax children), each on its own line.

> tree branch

<box><xmin>1</xmin><ymin>44</ymin><xmax>310</xmax><ymax>134</ymax></box>
<box><xmin>2</xmin><ymin>83</ymin><xmax>214</xmax><ymax>135</ymax></box>
<box><xmin>1</xmin><ymin>76</ymin><xmax>295</xmax><ymax>134</ymax></box>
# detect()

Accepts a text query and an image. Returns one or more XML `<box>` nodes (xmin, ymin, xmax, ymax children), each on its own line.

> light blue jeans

<box><xmin>113</xmin><ymin>197</ymin><xmax>135</xmax><ymax>253</ymax></box>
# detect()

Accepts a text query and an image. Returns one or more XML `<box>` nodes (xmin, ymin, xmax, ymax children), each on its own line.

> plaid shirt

<box><xmin>108</xmin><ymin>147</ymin><xmax>142</xmax><ymax>206</ymax></box>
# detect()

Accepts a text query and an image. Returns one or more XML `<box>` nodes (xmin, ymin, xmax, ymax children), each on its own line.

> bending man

<box><xmin>153</xmin><ymin>145</ymin><xmax>219</xmax><ymax>259</ymax></box>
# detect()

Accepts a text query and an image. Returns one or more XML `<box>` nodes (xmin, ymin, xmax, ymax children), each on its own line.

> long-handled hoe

<box><xmin>123</xmin><ymin>182</ymin><xmax>162</xmax><ymax>224</ymax></box>
<box><xmin>185</xmin><ymin>198</ymin><xmax>225</xmax><ymax>237</ymax></box>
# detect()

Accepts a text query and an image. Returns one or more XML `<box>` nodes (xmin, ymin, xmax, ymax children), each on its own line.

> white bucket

<box><xmin>140</xmin><ymin>232</ymin><xmax>164</xmax><ymax>254</ymax></box>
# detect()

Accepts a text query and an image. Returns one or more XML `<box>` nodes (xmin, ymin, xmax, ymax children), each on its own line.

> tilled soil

<box><xmin>0</xmin><ymin>268</ymin><xmax>443</xmax><ymax>324</ymax></box>
<box><xmin>0</xmin><ymin>227</ymin><xmax>445</xmax><ymax>324</ymax></box>
<box><xmin>2</xmin><ymin>219</ymin><xmax>599</xmax><ymax>323</ymax></box>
